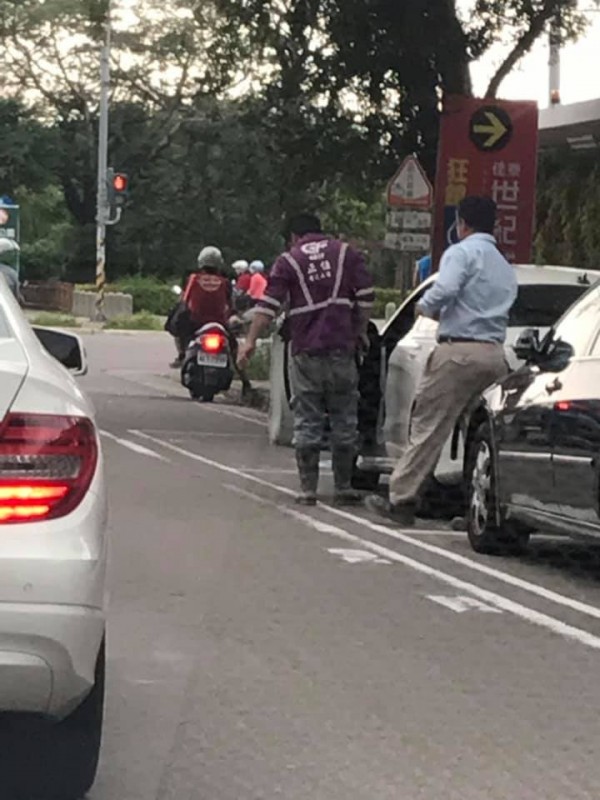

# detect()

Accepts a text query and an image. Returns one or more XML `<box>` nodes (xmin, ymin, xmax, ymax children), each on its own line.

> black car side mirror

<box><xmin>538</xmin><ymin>337</ymin><xmax>574</xmax><ymax>373</ymax></box>
<box><xmin>32</xmin><ymin>327</ymin><xmax>88</xmax><ymax>376</ymax></box>
<box><xmin>513</xmin><ymin>328</ymin><xmax>541</xmax><ymax>362</ymax></box>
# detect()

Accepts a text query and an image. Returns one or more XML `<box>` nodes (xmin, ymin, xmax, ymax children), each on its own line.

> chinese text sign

<box><xmin>433</xmin><ymin>96</ymin><xmax>538</xmax><ymax>268</ymax></box>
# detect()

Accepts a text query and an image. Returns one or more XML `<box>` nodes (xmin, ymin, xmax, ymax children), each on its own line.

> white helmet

<box><xmin>249</xmin><ymin>259</ymin><xmax>265</xmax><ymax>274</ymax></box>
<box><xmin>0</xmin><ymin>238</ymin><xmax>19</xmax><ymax>257</ymax></box>
<box><xmin>197</xmin><ymin>246</ymin><xmax>224</xmax><ymax>270</ymax></box>
<box><xmin>232</xmin><ymin>259</ymin><xmax>249</xmax><ymax>275</ymax></box>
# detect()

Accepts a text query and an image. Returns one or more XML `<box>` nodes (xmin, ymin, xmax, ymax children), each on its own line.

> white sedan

<box><xmin>0</xmin><ymin>281</ymin><xmax>107</xmax><ymax>799</ymax></box>
<box><xmin>269</xmin><ymin>264</ymin><xmax>600</xmax><ymax>494</ymax></box>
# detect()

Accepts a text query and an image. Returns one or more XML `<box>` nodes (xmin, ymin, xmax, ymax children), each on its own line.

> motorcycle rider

<box><xmin>233</xmin><ymin>259</ymin><xmax>251</xmax><ymax>293</ymax></box>
<box><xmin>183</xmin><ymin>246</ymin><xmax>231</xmax><ymax>330</ymax></box>
<box><xmin>169</xmin><ymin>247</ymin><xmax>230</xmax><ymax>368</ymax></box>
<box><xmin>181</xmin><ymin>246</ymin><xmax>252</xmax><ymax>394</ymax></box>
<box><xmin>248</xmin><ymin>260</ymin><xmax>267</xmax><ymax>301</ymax></box>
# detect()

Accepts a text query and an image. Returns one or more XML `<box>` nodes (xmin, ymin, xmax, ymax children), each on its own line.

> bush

<box><xmin>114</xmin><ymin>276</ymin><xmax>175</xmax><ymax>315</ymax></box>
<box><xmin>104</xmin><ymin>312</ymin><xmax>163</xmax><ymax>331</ymax></box>
<box><xmin>76</xmin><ymin>276</ymin><xmax>176</xmax><ymax>315</ymax></box>
<box><xmin>30</xmin><ymin>312</ymin><xmax>79</xmax><ymax>328</ymax></box>
<box><xmin>372</xmin><ymin>288</ymin><xmax>405</xmax><ymax>318</ymax></box>
<box><xmin>244</xmin><ymin>342</ymin><xmax>271</xmax><ymax>381</ymax></box>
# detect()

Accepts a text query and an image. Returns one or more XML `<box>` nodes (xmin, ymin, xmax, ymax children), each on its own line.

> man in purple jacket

<box><xmin>238</xmin><ymin>214</ymin><xmax>375</xmax><ymax>506</ymax></box>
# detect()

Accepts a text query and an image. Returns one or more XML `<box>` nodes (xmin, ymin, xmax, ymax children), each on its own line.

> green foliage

<box><xmin>30</xmin><ymin>312</ymin><xmax>79</xmax><ymax>327</ymax></box>
<box><xmin>19</xmin><ymin>185</ymin><xmax>75</xmax><ymax>280</ymax></box>
<box><xmin>113</xmin><ymin>276</ymin><xmax>175</xmax><ymax>315</ymax></box>
<box><xmin>244</xmin><ymin>343</ymin><xmax>271</xmax><ymax>382</ymax></box>
<box><xmin>104</xmin><ymin>312</ymin><xmax>163</xmax><ymax>331</ymax></box>
<box><xmin>372</xmin><ymin>288</ymin><xmax>405</xmax><ymax>319</ymax></box>
<box><xmin>535</xmin><ymin>148</ymin><xmax>600</xmax><ymax>270</ymax></box>
<box><xmin>0</xmin><ymin>1</ymin><xmax>586</xmax><ymax>287</ymax></box>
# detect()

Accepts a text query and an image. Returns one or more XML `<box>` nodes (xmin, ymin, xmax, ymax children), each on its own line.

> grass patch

<box><xmin>30</xmin><ymin>312</ymin><xmax>80</xmax><ymax>328</ymax></box>
<box><xmin>104</xmin><ymin>312</ymin><xmax>164</xmax><ymax>331</ymax></box>
<box><xmin>244</xmin><ymin>342</ymin><xmax>271</xmax><ymax>381</ymax></box>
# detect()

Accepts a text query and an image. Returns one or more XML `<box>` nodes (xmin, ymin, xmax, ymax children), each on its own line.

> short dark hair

<box><xmin>458</xmin><ymin>196</ymin><xmax>496</xmax><ymax>235</ymax></box>
<box><xmin>286</xmin><ymin>213</ymin><xmax>322</xmax><ymax>241</ymax></box>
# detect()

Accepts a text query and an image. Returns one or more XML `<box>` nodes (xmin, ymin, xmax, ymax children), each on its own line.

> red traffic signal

<box><xmin>112</xmin><ymin>173</ymin><xmax>128</xmax><ymax>193</ymax></box>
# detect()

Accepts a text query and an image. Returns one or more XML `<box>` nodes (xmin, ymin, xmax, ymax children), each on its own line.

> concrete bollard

<box><xmin>385</xmin><ymin>302</ymin><xmax>396</xmax><ymax>321</ymax></box>
<box><xmin>72</xmin><ymin>290</ymin><xmax>133</xmax><ymax>320</ymax></box>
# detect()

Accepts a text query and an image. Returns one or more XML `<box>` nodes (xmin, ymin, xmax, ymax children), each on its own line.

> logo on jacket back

<box><xmin>301</xmin><ymin>240</ymin><xmax>332</xmax><ymax>283</ymax></box>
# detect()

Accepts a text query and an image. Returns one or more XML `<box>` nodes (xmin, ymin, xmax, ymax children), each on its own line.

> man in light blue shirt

<box><xmin>367</xmin><ymin>196</ymin><xmax>517</xmax><ymax>526</ymax></box>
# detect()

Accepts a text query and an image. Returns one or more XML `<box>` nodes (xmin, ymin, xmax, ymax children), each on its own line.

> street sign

<box><xmin>387</xmin><ymin>210</ymin><xmax>432</xmax><ymax>231</ymax></box>
<box><xmin>387</xmin><ymin>156</ymin><xmax>433</xmax><ymax>208</ymax></box>
<box><xmin>433</xmin><ymin>95</ymin><xmax>538</xmax><ymax>267</ymax></box>
<box><xmin>469</xmin><ymin>106</ymin><xmax>513</xmax><ymax>151</ymax></box>
<box><xmin>384</xmin><ymin>232</ymin><xmax>431</xmax><ymax>252</ymax></box>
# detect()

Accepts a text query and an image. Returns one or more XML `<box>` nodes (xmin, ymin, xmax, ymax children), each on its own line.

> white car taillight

<box><xmin>0</xmin><ymin>414</ymin><xmax>98</xmax><ymax>523</ymax></box>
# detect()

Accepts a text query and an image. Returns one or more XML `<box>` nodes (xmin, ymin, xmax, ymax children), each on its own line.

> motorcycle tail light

<box><xmin>200</xmin><ymin>333</ymin><xmax>226</xmax><ymax>354</ymax></box>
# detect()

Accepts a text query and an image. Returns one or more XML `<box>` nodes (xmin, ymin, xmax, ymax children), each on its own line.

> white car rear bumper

<box><xmin>0</xmin><ymin>462</ymin><xmax>107</xmax><ymax>719</ymax></box>
<box><xmin>0</xmin><ymin>602</ymin><xmax>104</xmax><ymax>718</ymax></box>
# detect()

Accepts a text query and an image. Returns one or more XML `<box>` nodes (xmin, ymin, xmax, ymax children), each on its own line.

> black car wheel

<box><xmin>467</xmin><ymin>424</ymin><xmax>530</xmax><ymax>555</ymax></box>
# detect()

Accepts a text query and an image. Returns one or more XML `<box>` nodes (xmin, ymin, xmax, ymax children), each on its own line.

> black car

<box><xmin>464</xmin><ymin>280</ymin><xmax>600</xmax><ymax>553</ymax></box>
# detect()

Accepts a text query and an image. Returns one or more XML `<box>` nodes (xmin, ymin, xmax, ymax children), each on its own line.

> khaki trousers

<box><xmin>389</xmin><ymin>341</ymin><xmax>508</xmax><ymax>506</ymax></box>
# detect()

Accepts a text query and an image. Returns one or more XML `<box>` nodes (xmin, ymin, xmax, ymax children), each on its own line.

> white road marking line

<box><xmin>427</xmin><ymin>595</ymin><xmax>503</xmax><ymax>614</ymax></box>
<box><xmin>226</xmin><ymin>483</ymin><xmax>600</xmax><ymax>650</ymax></box>
<box><xmin>130</xmin><ymin>430</ymin><xmax>600</xmax><ymax>624</ymax></box>
<box><xmin>100</xmin><ymin>430</ymin><xmax>170</xmax><ymax>462</ymax></box>
<box><xmin>328</xmin><ymin>548</ymin><xmax>392</xmax><ymax>565</ymax></box>
<box><xmin>324</xmin><ymin>506</ymin><xmax>600</xmax><ymax>623</ymax></box>
<box><xmin>197</xmin><ymin>404</ymin><xmax>266</xmax><ymax>427</ymax></box>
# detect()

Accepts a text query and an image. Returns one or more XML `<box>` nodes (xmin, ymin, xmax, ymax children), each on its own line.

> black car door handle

<box><xmin>545</xmin><ymin>377</ymin><xmax>563</xmax><ymax>394</ymax></box>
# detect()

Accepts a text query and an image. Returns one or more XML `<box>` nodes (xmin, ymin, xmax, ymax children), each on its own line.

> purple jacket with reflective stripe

<box><xmin>257</xmin><ymin>234</ymin><xmax>375</xmax><ymax>355</ymax></box>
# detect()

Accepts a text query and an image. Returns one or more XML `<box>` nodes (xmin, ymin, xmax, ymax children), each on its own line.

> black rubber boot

<box><xmin>295</xmin><ymin>447</ymin><xmax>320</xmax><ymax>506</ymax></box>
<box><xmin>332</xmin><ymin>446</ymin><xmax>362</xmax><ymax>506</ymax></box>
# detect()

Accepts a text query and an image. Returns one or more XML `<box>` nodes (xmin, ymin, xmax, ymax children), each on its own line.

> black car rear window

<box><xmin>509</xmin><ymin>284</ymin><xmax>588</xmax><ymax>327</ymax></box>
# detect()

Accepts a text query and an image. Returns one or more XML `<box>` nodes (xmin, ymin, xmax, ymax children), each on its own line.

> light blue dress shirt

<box><xmin>417</xmin><ymin>233</ymin><xmax>518</xmax><ymax>343</ymax></box>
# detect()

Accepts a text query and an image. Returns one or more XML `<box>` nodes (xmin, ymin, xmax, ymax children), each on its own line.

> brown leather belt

<box><xmin>438</xmin><ymin>336</ymin><xmax>495</xmax><ymax>344</ymax></box>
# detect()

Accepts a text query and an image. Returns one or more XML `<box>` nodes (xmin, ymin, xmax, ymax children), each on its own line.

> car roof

<box><xmin>380</xmin><ymin>263</ymin><xmax>600</xmax><ymax>338</ymax></box>
<box><xmin>512</xmin><ymin>264</ymin><xmax>600</xmax><ymax>285</ymax></box>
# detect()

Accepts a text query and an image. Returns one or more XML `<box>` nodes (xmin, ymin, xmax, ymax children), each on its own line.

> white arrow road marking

<box><xmin>221</xmin><ymin>483</ymin><xmax>600</xmax><ymax>651</ymax></box>
<box><xmin>328</xmin><ymin>548</ymin><xmax>392</xmax><ymax>565</ymax></box>
<box><xmin>100</xmin><ymin>430</ymin><xmax>170</xmax><ymax>462</ymax></box>
<box><xmin>427</xmin><ymin>595</ymin><xmax>503</xmax><ymax>614</ymax></box>
<box><xmin>132</xmin><ymin>431</ymin><xmax>600</xmax><ymax>646</ymax></box>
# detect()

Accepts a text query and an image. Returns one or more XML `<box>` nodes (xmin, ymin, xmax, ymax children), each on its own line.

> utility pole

<box><xmin>95</xmin><ymin>15</ymin><xmax>111</xmax><ymax>322</ymax></box>
<box><xmin>548</xmin><ymin>20</ymin><xmax>561</xmax><ymax>106</ymax></box>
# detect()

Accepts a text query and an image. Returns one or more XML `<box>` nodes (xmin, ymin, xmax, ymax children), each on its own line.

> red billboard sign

<box><xmin>433</xmin><ymin>95</ymin><xmax>538</xmax><ymax>268</ymax></box>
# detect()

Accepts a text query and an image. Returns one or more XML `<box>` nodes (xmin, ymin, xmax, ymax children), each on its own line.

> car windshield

<box><xmin>509</xmin><ymin>283</ymin><xmax>589</xmax><ymax>327</ymax></box>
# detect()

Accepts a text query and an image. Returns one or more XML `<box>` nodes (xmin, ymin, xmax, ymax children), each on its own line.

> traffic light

<box><xmin>106</xmin><ymin>167</ymin><xmax>129</xmax><ymax>215</ymax></box>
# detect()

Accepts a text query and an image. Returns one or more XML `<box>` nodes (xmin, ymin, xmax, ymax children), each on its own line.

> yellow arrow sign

<box><xmin>473</xmin><ymin>111</ymin><xmax>508</xmax><ymax>148</ymax></box>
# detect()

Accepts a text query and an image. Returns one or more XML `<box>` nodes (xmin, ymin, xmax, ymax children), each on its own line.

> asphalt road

<box><xmin>82</xmin><ymin>331</ymin><xmax>600</xmax><ymax>800</ymax></box>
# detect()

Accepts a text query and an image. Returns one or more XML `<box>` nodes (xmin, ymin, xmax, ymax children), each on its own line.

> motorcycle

<box><xmin>180</xmin><ymin>322</ymin><xmax>234</xmax><ymax>402</ymax></box>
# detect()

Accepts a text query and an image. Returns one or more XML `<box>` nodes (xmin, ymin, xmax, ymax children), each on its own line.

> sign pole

<box><xmin>95</xmin><ymin>14</ymin><xmax>111</xmax><ymax>322</ymax></box>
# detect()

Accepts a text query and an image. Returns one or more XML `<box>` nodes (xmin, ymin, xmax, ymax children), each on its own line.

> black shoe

<box><xmin>170</xmin><ymin>358</ymin><xmax>183</xmax><ymax>368</ymax></box>
<box><xmin>364</xmin><ymin>494</ymin><xmax>416</xmax><ymax>527</ymax></box>
<box><xmin>333</xmin><ymin>489</ymin><xmax>363</xmax><ymax>507</ymax></box>
<box><xmin>295</xmin><ymin>493</ymin><xmax>317</xmax><ymax>507</ymax></box>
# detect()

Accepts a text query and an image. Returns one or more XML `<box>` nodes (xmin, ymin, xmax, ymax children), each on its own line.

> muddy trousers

<box><xmin>290</xmin><ymin>351</ymin><xmax>359</xmax><ymax>495</ymax></box>
<box><xmin>389</xmin><ymin>341</ymin><xmax>508</xmax><ymax>506</ymax></box>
